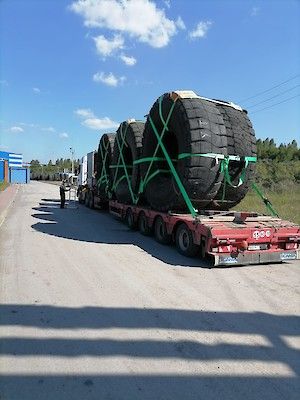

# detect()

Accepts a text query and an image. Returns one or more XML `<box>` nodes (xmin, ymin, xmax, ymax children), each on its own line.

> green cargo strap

<box><xmin>134</xmin><ymin>157</ymin><xmax>178</xmax><ymax>165</ymax></box>
<box><xmin>178</xmin><ymin>152</ymin><xmax>257</xmax><ymax>187</ymax></box>
<box><xmin>177</xmin><ymin>152</ymin><xmax>257</xmax><ymax>201</ymax></box>
<box><xmin>139</xmin><ymin>95</ymin><xmax>198</xmax><ymax>217</ymax></box>
<box><xmin>252</xmin><ymin>183</ymin><xmax>279</xmax><ymax>217</ymax></box>
<box><xmin>109</xmin><ymin>165</ymin><xmax>133</xmax><ymax>169</ymax></box>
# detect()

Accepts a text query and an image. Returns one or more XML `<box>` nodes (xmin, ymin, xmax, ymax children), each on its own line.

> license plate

<box><xmin>222</xmin><ymin>256</ymin><xmax>238</xmax><ymax>264</ymax></box>
<box><xmin>280</xmin><ymin>252</ymin><xmax>296</xmax><ymax>260</ymax></box>
<box><xmin>248</xmin><ymin>245</ymin><xmax>260</xmax><ymax>251</ymax></box>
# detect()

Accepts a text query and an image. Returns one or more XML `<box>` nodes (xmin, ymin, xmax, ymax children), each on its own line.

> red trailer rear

<box><xmin>109</xmin><ymin>200</ymin><xmax>300</xmax><ymax>267</ymax></box>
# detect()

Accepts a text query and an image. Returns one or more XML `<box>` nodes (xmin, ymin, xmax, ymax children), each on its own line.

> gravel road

<box><xmin>0</xmin><ymin>181</ymin><xmax>299</xmax><ymax>400</ymax></box>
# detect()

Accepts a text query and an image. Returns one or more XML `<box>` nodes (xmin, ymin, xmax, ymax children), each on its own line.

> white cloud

<box><xmin>251</xmin><ymin>7</ymin><xmax>259</xmax><ymax>16</ymax></box>
<box><xmin>19</xmin><ymin>122</ymin><xmax>36</xmax><ymax>128</ymax></box>
<box><xmin>93</xmin><ymin>34</ymin><xmax>124</xmax><ymax>57</ymax></box>
<box><xmin>74</xmin><ymin>107</ymin><xmax>119</xmax><ymax>131</ymax></box>
<box><xmin>189</xmin><ymin>21</ymin><xmax>212</xmax><ymax>39</ymax></box>
<box><xmin>33</xmin><ymin>87</ymin><xmax>41</xmax><ymax>93</ymax></box>
<box><xmin>10</xmin><ymin>126</ymin><xmax>24</xmax><ymax>133</ymax></box>
<box><xmin>164</xmin><ymin>0</ymin><xmax>171</xmax><ymax>9</ymax></box>
<box><xmin>82</xmin><ymin>117</ymin><xmax>119</xmax><ymax>130</ymax></box>
<box><xmin>70</xmin><ymin>0</ymin><xmax>179</xmax><ymax>48</ymax></box>
<box><xmin>42</xmin><ymin>126</ymin><xmax>56</xmax><ymax>132</ymax></box>
<box><xmin>59</xmin><ymin>132</ymin><xmax>69</xmax><ymax>139</ymax></box>
<box><xmin>18</xmin><ymin>122</ymin><xmax>56</xmax><ymax>132</ymax></box>
<box><xmin>74</xmin><ymin>108</ymin><xmax>95</xmax><ymax>118</ymax></box>
<box><xmin>93</xmin><ymin>71</ymin><xmax>126</xmax><ymax>87</ymax></box>
<box><xmin>176</xmin><ymin>16</ymin><xmax>186</xmax><ymax>30</ymax></box>
<box><xmin>120</xmin><ymin>54</ymin><xmax>137</xmax><ymax>66</ymax></box>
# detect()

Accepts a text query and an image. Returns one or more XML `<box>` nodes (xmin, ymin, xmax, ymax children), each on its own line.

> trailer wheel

<box><xmin>125</xmin><ymin>208</ymin><xmax>136</xmax><ymax>230</ymax></box>
<box><xmin>88</xmin><ymin>192</ymin><xmax>94</xmax><ymax>209</ymax></box>
<box><xmin>85</xmin><ymin>191</ymin><xmax>90</xmax><ymax>207</ymax></box>
<box><xmin>175</xmin><ymin>223</ymin><xmax>199</xmax><ymax>257</ymax></box>
<box><xmin>79</xmin><ymin>189</ymin><xmax>85</xmax><ymax>204</ymax></box>
<box><xmin>138</xmin><ymin>212</ymin><xmax>151</xmax><ymax>236</ymax></box>
<box><xmin>154</xmin><ymin>216</ymin><xmax>171</xmax><ymax>245</ymax></box>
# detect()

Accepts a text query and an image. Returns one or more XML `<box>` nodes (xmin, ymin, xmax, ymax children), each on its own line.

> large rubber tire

<box><xmin>96</xmin><ymin>133</ymin><xmax>116</xmax><ymax>199</ymax></box>
<box><xmin>175</xmin><ymin>223</ymin><xmax>199</xmax><ymax>257</ymax></box>
<box><xmin>154</xmin><ymin>216</ymin><xmax>172</xmax><ymax>245</ymax></box>
<box><xmin>138</xmin><ymin>211</ymin><xmax>152</xmax><ymax>236</ymax></box>
<box><xmin>84</xmin><ymin>191</ymin><xmax>90</xmax><ymax>207</ymax></box>
<box><xmin>125</xmin><ymin>208</ymin><xmax>136</xmax><ymax>230</ymax></box>
<box><xmin>140</xmin><ymin>93</ymin><xmax>227</xmax><ymax>211</ymax></box>
<box><xmin>213</xmin><ymin>105</ymin><xmax>257</xmax><ymax>209</ymax></box>
<box><xmin>111</xmin><ymin>121</ymin><xmax>144</xmax><ymax>204</ymax></box>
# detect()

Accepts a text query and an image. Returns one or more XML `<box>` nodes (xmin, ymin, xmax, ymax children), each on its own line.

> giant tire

<box><xmin>96</xmin><ymin>133</ymin><xmax>116</xmax><ymax>199</ymax></box>
<box><xmin>140</xmin><ymin>93</ymin><xmax>227</xmax><ymax>211</ymax></box>
<box><xmin>213</xmin><ymin>105</ymin><xmax>256</xmax><ymax>209</ymax></box>
<box><xmin>111</xmin><ymin>121</ymin><xmax>144</xmax><ymax>204</ymax></box>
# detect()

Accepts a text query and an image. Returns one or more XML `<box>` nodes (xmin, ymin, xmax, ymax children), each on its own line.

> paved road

<box><xmin>0</xmin><ymin>182</ymin><xmax>299</xmax><ymax>400</ymax></box>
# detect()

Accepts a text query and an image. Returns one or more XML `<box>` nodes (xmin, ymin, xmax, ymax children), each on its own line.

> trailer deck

<box><xmin>109</xmin><ymin>200</ymin><xmax>300</xmax><ymax>267</ymax></box>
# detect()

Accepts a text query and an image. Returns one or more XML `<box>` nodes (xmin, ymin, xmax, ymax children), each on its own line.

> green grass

<box><xmin>0</xmin><ymin>181</ymin><xmax>9</xmax><ymax>191</ymax></box>
<box><xmin>235</xmin><ymin>186</ymin><xmax>300</xmax><ymax>225</ymax></box>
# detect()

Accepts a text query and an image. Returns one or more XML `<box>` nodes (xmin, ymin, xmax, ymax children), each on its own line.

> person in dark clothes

<box><xmin>59</xmin><ymin>180</ymin><xmax>70</xmax><ymax>208</ymax></box>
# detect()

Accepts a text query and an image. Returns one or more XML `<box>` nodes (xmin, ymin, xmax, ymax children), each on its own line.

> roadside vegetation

<box><xmin>0</xmin><ymin>182</ymin><xmax>9</xmax><ymax>191</ymax></box>
<box><xmin>235</xmin><ymin>139</ymin><xmax>300</xmax><ymax>224</ymax></box>
<box><xmin>30</xmin><ymin>158</ymin><xmax>80</xmax><ymax>176</ymax></box>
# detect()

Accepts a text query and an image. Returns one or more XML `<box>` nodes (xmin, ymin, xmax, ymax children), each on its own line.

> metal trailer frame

<box><xmin>108</xmin><ymin>200</ymin><xmax>300</xmax><ymax>267</ymax></box>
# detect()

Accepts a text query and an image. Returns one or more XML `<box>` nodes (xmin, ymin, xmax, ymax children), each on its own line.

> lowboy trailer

<box><xmin>78</xmin><ymin>191</ymin><xmax>300</xmax><ymax>267</ymax></box>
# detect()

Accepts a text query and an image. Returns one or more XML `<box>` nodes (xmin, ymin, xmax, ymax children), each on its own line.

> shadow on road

<box><xmin>31</xmin><ymin>200</ymin><xmax>212</xmax><ymax>268</ymax></box>
<box><xmin>0</xmin><ymin>304</ymin><xmax>299</xmax><ymax>399</ymax></box>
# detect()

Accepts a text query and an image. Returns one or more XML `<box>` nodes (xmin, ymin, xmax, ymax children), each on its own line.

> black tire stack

<box><xmin>95</xmin><ymin>91</ymin><xmax>256</xmax><ymax>212</ymax></box>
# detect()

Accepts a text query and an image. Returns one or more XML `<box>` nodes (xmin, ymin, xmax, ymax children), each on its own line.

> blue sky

<box><xmin>0</xmin><ymin>0</ymin><xmax>299</xmax><ymax>163</ymax></box>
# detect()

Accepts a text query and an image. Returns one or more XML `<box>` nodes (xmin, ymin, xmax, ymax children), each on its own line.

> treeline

<box><xmin>256</xmin><ymin>139</ymin><xmax>300</xmax><ymax>191</ymax></box>
<box><xmin>30</xmin><ymin>140</ymin><xmax>300</xmax><ymax>191</ymax></box>
<box><xmin>30</xmin><ymin>158</ymin><xmax>80</xmax><ymax>175</ymax></box>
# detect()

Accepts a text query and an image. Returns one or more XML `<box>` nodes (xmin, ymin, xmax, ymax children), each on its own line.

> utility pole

<box><xmin>70</xmin><ymin>147</ymin><xmax>75</xmax><ymax>175</ymax></box>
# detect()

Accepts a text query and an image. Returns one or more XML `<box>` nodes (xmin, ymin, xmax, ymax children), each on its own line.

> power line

<box><xmin>249</xmin><ymin>94</ymin><xmax>300</xmax><ymax>115</ymax></box>
<box><xmin>239</xmin><ymin>74</ymin><xmax>300</xmax><ymax>103</ymax></box>
<box><xmin>247</xmin><ymin>84</ymin><xmax>300</xmax><ymax>109</ymax></box>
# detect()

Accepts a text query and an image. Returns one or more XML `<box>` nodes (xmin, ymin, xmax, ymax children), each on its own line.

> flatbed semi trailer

<box><xmin>78</xmin><ymin>187</ymin><xmax>300</xmax><ymax>266</ymax></box>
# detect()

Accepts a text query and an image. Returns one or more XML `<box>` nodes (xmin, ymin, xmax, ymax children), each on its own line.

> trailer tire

<box><xmin>213</xmin><ymin>105</ymin><xmax>256</xmax><ymax>209</ymax></box>
<box><xmin>88</xmin><ymin>192</ymin><xmax>94</xmax><ymax>209</ymax></box>
<box><xmin>154</xmin><ymin>216</ymin><xmax>172</xmax><ymax>245</ymax></box>
<box><xmin>111</xmin><ymin>121</ymin><xmax>144</xmax><ymax>204</ymax></box>
<box><xmin>125</xmin><ymin>208</ymin><xmax>136</xmax><ymax>230</ymax></box>
<box><xmin>85</xmin><ymin>191</ymin><xmax>90</xmax><ymax>207</ymax></box>
<box><xmin>175</xmin><ymin>223</ymin><xmax>199</xmax><ymax>257</ymax></box>
<box><xmin>138</xmin><ymin>212</ymin><xmax>151</xmax><ymax>236</ymax></box>
<box><xmin>140</xmin><ymin>93</ymin><xmax>227</xmax><ymax>211</ymax></box>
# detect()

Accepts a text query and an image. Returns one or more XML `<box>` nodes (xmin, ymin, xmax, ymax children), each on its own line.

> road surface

<box><xmin>0</xmin><ymin>181</ymin><xmax>299</xmax><ymax>399</ymax></box>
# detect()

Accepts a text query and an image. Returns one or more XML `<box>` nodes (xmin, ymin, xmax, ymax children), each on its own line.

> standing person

<box><xmin>59</xmin><ymin>180</ymin><xmax>66</xmax><ymax>208</ymax></box>
<box><xmin>59</xmin><ymin>179</ymin><xmax>70</xmax><ymax>208</ymax></box>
